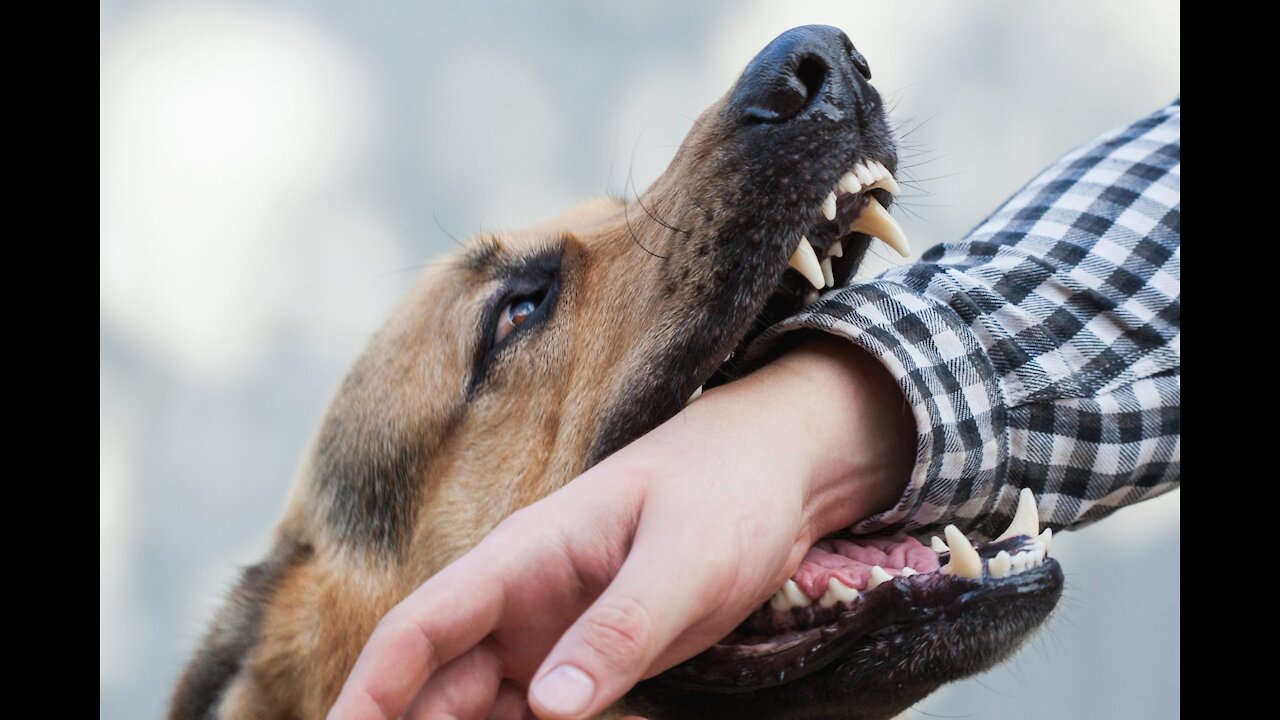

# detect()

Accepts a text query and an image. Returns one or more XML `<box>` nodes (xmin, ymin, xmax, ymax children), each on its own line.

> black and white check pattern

<box><xmin>746</xmin><ymin>99</ymin><xmax>1181</xmax><ymax>538</ymax></box>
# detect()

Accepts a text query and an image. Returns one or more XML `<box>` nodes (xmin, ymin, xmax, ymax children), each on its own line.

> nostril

<box><xmin>739</xmin><ymin>54</ymin><xmax>830</xmax><ymax>124</ymax></box>
<box><xmin>731</xmin><ymin>25</ymin><xmax>855</xmax><ymax>124</ymax></box>
<box><xmin>794</xmin><ymin>55</ymin><xmax>828</xmax><ymax>107</ymax></box>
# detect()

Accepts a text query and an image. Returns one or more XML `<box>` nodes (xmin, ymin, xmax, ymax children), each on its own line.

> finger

<box><xmin>404</xmin><ymin>643</ymin><xmax>505</xmax><ymax>720</ymax></box>
<box><xmin>488</xmin><ymin>681</ymin><xmax>532</xmax><ymax>720</ymax></box>
<box><xmin>526</xmin><ymin>523</ymin><xmax>731</xmax><ymax>720</ymax></box>
<box><xmin>328</xmin><ymin>543</ymin><xmax>511</xmax><ymax>720</ymax></box>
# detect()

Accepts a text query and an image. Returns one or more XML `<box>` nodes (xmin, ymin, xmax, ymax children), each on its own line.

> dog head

<box><xmin>171</xmin><ymin>25</ymin><xmax>1061</xmax><ymax>720</ymax></box>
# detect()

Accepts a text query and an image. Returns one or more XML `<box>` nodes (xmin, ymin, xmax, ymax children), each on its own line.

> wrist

<box><xmin>760</xmin><ymin>334</ymin><xmax>915</xmax><ymax>542</ymax></box>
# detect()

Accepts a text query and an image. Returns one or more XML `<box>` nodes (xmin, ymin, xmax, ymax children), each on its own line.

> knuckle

<box><xmin>375</xmin><ymin>610</ymin><xmax>441</xmax><ymax>676</ymax></box>
<box><xmin>579</xmin><ymin>597</ymin><xmax>655</xmax><ymax>672</ymax></box>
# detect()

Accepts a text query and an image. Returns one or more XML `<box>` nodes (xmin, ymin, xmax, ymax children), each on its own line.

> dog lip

<box><xmin>655</xmin><ymin>534</ymin><xmax>1062</xmax><ymax>694</ymax></box>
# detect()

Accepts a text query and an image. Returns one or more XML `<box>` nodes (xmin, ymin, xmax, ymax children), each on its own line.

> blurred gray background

<box><xmin>100</xmin><ymin>1</ymin><xmax>1180</xmax><ymax>718</ymax></box>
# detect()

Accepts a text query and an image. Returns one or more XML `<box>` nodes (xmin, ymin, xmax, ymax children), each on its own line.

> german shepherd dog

<box><xmin>170</xmin><ymin>25</ymin><xmax>1062</xmax><ymax>720</ymax></box>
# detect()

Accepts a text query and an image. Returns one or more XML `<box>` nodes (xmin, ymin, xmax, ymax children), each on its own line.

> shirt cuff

<box><xmin>741</xmin><ymin>280</ymin><xmax>1010</xmax><ymax>535</ymax></box>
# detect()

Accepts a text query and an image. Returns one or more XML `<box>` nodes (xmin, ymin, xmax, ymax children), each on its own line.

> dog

<box><xmin>170</xmin><ymin>25</ymin><xmax>1062</xmax><ymax>720</ymax></box>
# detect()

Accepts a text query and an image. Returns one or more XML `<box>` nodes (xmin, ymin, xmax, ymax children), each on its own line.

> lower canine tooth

<box><xmin>788</xmin><ymin>236</ymin><xmax>825</xmax><ymax>290</ymax></box>
<box><xmin>943</xmin><ymin>525</ymin><xmax>983</xmax><ymax>579</ymax></box>
<box><xmin>821</xmin><ymin>192</ymin><xmax>837</xmax><ymax>221</ymax></box>
<box><xmin>783</xmin><ymin>579</ymin><xmax>811</xmax><ymax>608</ymax></box>
<box><xmin>850</xmin><ymin>197</ymin><xmax>910</xmax><ymax>256</ymax></box>
<box><xmin>830</xmin><ymin>240</ymin><xmax>844</xmax><ymax>258</ymax></box>
<box><xmin>988</xmin><ymin>550</ymin><xmax>1012</xmax><ymax>578</ymax></box>
<box><xmin>820</xmin><ymin>257</ymin><xmax>834</xmax><ymax>287</ymax></box>
<box><xmin>868</xmin><ymin>565</ymin><xmax>893</xmax><ymax>590</ymax></box>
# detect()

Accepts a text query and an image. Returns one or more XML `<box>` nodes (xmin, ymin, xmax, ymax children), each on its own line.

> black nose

<box><xmin>729</xmin><ymin>25</ymin><xmax>871</xmax><ymax>124</ymax></box>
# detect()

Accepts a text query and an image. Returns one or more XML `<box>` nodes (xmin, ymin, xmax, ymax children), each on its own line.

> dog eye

<box><xmin>495</xmin><ymin>296</ymin><xmax>540</xmax><ymax>344</ymax></box>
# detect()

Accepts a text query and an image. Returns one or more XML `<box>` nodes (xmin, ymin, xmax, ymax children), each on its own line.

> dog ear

<box><xmin>169</xmin><ymin>538</ymin><xmax>313</xmax><ymax>720</ymax></box>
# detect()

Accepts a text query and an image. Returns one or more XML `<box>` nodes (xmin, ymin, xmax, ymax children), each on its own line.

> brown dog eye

<box><xmin>495</xmin><ymin>297</ymin><xmax>539</xmax><ymax>344</ymax></box>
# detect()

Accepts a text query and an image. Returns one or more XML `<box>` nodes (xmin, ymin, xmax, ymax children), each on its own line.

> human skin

<box><xmin>328</xmin><ymin>334</ymin><xmax>916</xmax><ymax>720</ymax></box>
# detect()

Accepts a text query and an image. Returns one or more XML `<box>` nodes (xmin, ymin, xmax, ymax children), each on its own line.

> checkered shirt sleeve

<box><xmin>745</xmin><ymin>100</ymin><xmax>1180</xmax><ymax>538</ymax></box>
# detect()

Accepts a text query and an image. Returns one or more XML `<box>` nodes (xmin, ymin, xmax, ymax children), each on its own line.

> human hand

<box><xmin>328</xmin><ymin>335</ymin><xmax>915</xmax><ymax>720</ymax></box>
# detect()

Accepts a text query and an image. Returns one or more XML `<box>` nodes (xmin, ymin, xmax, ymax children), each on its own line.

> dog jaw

<box><xmin>170</xmin><ymin>26</ymin><xmax>1054</xmax><ymax>720</ymax></box>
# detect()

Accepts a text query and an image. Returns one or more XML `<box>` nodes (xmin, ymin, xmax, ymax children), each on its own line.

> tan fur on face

<box><xmin>170</xmin><ymin>134</ymin><xmax>743</xmax><ymax>715</ymax></box>
<box><xmin>172</xmin><ymin>26</ymin><xmax>911</xmax><ymax>715</ymax></box>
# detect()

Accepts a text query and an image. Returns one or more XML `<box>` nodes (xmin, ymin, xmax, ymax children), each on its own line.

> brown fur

<box><xmin>171</xmin><ymin>124</ymin><xmax>748</xmax><ymax>717</ymax></box>
<box><xmin>171</xmin><ymin>25</ymin><xmax>905</xmax><ymax>717</ymax></box>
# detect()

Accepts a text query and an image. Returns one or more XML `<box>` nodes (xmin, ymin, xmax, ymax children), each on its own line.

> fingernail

<box><xmin>532</xmin><ymin>665</ymin><xmax>595</xmax><ymax>716</ymax></box>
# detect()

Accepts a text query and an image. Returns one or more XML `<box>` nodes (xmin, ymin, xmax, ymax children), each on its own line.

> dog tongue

<box><xmin>791</xmin><ymin>536</ymin><xmax>940</xmax><ymax>599</ymax></box>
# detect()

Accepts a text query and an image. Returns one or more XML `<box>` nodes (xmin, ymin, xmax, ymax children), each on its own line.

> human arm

<box><xmin>740</xmin><ymin>99</ymin><xmax>1181</xmax><ymax>538</ymax></box>
<box><xmin>329</xmin><ymin>100</ymin><xmax>1182</xmax><ymax>720</ymax></box>
<box><xmin>329</xmin><ymin>334</ymin><xmax>916</xmax><ymax>720</ymax></box>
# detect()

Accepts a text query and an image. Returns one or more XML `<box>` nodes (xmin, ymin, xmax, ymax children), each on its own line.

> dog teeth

<box><xmin>788</xmin><ymin>236</ymin><xmax>825</xmax><ymax>290</ymax></box>
<box><xmin>803</xmin><ymin>289</ymin><xmax>820</xmax><ymax>307</ymax></box>
<box><xmin>867</xmin><ymin>565</ymin><xmax>893</xmax><ymax>590</ymax></box>
<box><xmin>1039</xmin><ymin>527</ymin><xmax>1053</xmax><ymax>556</ymax></box>
<box><xmin>771</xmin><ymin>580</ymin><xmax>813</xmax><ymax>611</ymax></box>
<box><xmin>996</xmin><ymin>488</ymin><xmax>1041</xmax><ymax>542</ymax></box>
<box><xmin>820</xmin><ymin>258</ymin><xmax>834</xmax><ymax>287</ymax></box>
<box><xmin>783</xmin><ymin>579</ymin><xmax>811</xmax><ymax>608</ymax></box>
<box><xmin>818</xmin><ymin>577</ymin><xmax>860</xmax><ymax>608</ymax></box>
<box><xmin>849</xmin><ymin>197</ymin><xmax>910</xmax><ymax>257</ymax></box>
<box><xmin>686</xmin><ymin>386</ymin><xmax>703</xmax><ymax>405</ymax></box>
<box><xmin>901</xmin><ymin>567</ymin><xmax>918</xmax><ymax>577</ymax></box>
<box><xmin>865</xmin><ymin>175</ymin><xmax>902</xmax><ymax>197</ymax></box>
<box><xmin>930</xmin><ymin>535</ymin><xmax>948</xmax><ymax>554</ymax></box>
<box><xmin>988</xmin><ymin>550</ymin><xmax>1012</xmax><ymax>578</ymax></box>
<box><xmin>829</xmin><ymin>240</ymin><xmax>843</xmax><ymax>258</ymax></box>
<box><xmin>831</xmin><ymin>160</ymin><xmax>900</xmax><ymax>203</ymax></box>
<box><xmin>941</xmin><ymin>525</ymin><xmax>983</xmax><ymax>579</ymax></box>
<box><xmin>821</xmin><ymin>191</ymin><xmax>837</xmax><ymax>221</ymax></box>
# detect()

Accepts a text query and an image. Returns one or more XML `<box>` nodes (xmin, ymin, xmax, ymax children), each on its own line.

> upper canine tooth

<box><xmin>829</xmin><ymin>240</ymin><xmax>844</xmax><ymax>258</ymax></box>
<box><xmin>838</xmin><ymin>172</ymin><xmax>862</xmax><ymax>194</ymax></box>
<box><xmin>866</xmin><ymin>176</ymin><xmax>903</xmax><ymax>197</ymax></box>
<box><xmin>943</xmin><ymin>525</ymin><xmax>982</xmax><ymax>579</ymax></box>
<box><xmin>819</xmin><ymin>577</ymin><xmax>859</xmax><ymax>607</ymax></box>
<box><xmin>783</xmin><ymin>579</ymin><xmax>811</xmax><ymax>608</ymax></box>
<box><xmin>854</xmin><ymin>162</ymin><xmax>874</xmax><ymax>185</ymax></box>
<box><xmin>850</xmin><ymin>197</ymin><xmax>910</xmax><ymax>256</ymax></box>
<box><xmin>821</xmin><ymin>192</ymin><xmax>837</xmax><ymax>221</ymax></box>
<box><xmin>931</xmin><ymin>535</ymin><xmax>947</xmax><ymax>554</ymax></box>
<box><xmin>868</xmin><ymin>565</ymin><xmax>893</xmax><ymax>589</ymax></box>
<box><xmin>820</xmin><ymin>257</ymin><xmax>834</xmax><ymax>287</ymax></box>
<box><xmin>996</xmin><ymin>487</ymin><xmax>1041</xmax><ymax>542</ymax></box>
<box><xmin>788</xmin><ymin>236</ymin><xmax>825</xmax><ymax>290</ymax></box>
